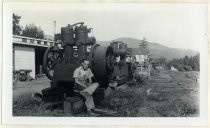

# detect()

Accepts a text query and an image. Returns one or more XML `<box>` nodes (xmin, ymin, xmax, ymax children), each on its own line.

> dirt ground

<box><xmin>13</xmin><ymin>77</ymin><xmax>51</xmax><ymax>98</ymax></box>
<box><xmin>13</xmin><ymin>69</ymin><xmax>199</xmax><ymax>117</ymax></box>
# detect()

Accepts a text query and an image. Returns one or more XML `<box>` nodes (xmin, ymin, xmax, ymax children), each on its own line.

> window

<box><xmin>22</xmin><ymin>38</ymin><xmax>27</xmax><ymax>43</ymax></box>
<box><xmin>30</xmin><ymin>39</ymin><xmax>34</xmax><ymax>43</ymax></box>
<box><xmin>37</xmin><ymin>40</ymin><xmax>41</xmax><ymax>44</ymax></box>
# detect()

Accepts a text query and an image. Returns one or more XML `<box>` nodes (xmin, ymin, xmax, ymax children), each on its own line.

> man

<box><xmin>73</xmin><ymin>58</ymin><xmax>99</xmax><ymax>115</ymax></box>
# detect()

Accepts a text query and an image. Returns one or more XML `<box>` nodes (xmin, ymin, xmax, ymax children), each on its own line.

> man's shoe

<box><xmin>92</xmin><ymin>108</ymin><xmax>117</xmax><ymax>115</ymax></box>
<box><xmin>87</xmin><ymin>110</ymin><xmax>100</xmax><ymax>117</ymax></box>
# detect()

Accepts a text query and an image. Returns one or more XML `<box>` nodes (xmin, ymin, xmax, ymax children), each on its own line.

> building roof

<box><xmin>13</xmin><ymin>35</ymin><xmax>54</xmax><ymax>48</ymax></box>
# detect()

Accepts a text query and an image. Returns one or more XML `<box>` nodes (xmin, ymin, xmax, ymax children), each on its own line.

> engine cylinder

<box><xmin>61</xmin><ymin>25</ymin><xmax>74</xmax><ymax>45</ymax></box>
<box><xmin>75</xmin><ymin>25</ymin><xmax>90</xmax><ymax>45</ymax></box>
<box><xmin>110</xmin><ymin>42</ymin><xmax>127</xmax><ymax>55</ymax></box>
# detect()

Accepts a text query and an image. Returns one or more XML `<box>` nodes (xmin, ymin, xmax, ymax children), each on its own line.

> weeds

<box><xmin>154</xmin><ymin>99</ymin><xmax>199</xmax><ymax>117</ymax></box>
<box><xmin>13</xmin><ymin>71</ymin><xmax>199</xmax><ymax>117</ymax></box>
<box><xmin>13</xmin><ymin>92</ymin><xmax>65</xmax><ymax>116</ymax></box>
<box><xmin>100</xmin><ymin>87</ymin><xmax>146</xmax><ymax>117</ymax></box>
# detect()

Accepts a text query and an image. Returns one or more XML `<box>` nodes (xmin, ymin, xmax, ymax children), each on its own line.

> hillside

<box><xmin>97</xmin><ymin>37</ymin><xmax>198</xmax><ymax>60</ymax></box>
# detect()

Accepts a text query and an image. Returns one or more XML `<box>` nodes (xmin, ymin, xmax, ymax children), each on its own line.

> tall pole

<box><xmin>54</xmin><ymin>21</ymin><xmax>56</xmax><ymax>42</ymax></box>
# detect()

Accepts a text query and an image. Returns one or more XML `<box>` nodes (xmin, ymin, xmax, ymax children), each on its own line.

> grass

<box><xmin>13</xmin><ymin>70</ymin><xmax>199</xmax><ymax>117</ymax></box>
<box><xmin>154</xmin><ymin>99</ymin><xmax>199</xmax><ymax>117</ymax></box>
<box><xmin>13</xmin><ymin>92</ymin><xmax>43</xmax><ymax>116</ymax></box>
<box><xmin>13</xmin><ymin>84</ymin><xmax>199</xmax><ymax>117</ymax></box>
<box><xmin>13</xmin><ymin>92</ymin><xmax>65</xmax><ymax>116</ymax></box>
<box><xmin>99</xmin><ymin>84</ymin><xmax>147</xmax><ymax>117</ymax></box>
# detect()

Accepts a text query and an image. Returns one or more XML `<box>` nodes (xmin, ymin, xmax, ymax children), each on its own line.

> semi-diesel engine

<box><xmin>42</xmin><ymin>22</ymin><xmax>134</xmax><ymax>103</ymax></box>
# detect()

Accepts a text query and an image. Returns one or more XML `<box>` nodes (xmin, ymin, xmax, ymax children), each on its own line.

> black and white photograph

<box><xmin>2</xmin><ymin>2</ymin><xmax>208</xmax><ymax>126</ymax></box>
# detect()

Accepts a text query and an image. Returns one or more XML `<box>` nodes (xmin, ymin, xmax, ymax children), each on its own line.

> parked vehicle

<box><xmin>19</xmin><ymin>70</ymin><xmax>27</xmax><ymax>81</ymax></box>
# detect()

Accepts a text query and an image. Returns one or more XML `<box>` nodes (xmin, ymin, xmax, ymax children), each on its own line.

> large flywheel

<box><xmin>89</xmin><ymin>44</ymin><xmax>115</xmax><ymax>80</ymax></box>
<box><xmin>43</xmin><ymin>45</ymin><xmax>63</xmax><ymax>80</ymax></box>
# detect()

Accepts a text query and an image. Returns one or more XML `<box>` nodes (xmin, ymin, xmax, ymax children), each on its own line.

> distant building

<box><xmin>156</xmin><ymin>66</ymin><xmax>164</xmax><ymax>70</ymax></box>
<box><xmin>13</xmin><ymin>35</ymin><xmax>54</xmax><ymax>79</ymax></box>
<box><xmin>171</xmin><ymin>66</ymin><xmax>178</xmax><ymax>71</ymax></box>
<box><xmin>129</xmin><ymin>39</ymin><xmax>151</xmax><ymax>79</ymax></box>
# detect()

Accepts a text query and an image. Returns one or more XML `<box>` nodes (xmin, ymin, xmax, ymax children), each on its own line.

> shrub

<box><xmin>177</xmin><ymin>65</ymin><xmax>193</xmax><ymax>71</ymax></box>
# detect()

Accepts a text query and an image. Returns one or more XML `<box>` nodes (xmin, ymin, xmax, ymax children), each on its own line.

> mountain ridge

<box><xmin>97</xmin><ymin>37</ymin><xmax>198</xmax><ymax>60</ymax></box>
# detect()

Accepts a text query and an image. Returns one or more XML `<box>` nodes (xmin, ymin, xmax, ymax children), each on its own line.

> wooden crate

<box><xmin>64</xmin><ymin>97</ymin><xmax>86</xmax><ymax>115</ymax></box>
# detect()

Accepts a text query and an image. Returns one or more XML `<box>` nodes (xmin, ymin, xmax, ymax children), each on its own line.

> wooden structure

<box><xmin>64</xmin><ymin>97</ymin><xmax>85</xmax><ymax>115</ymax></box>
<box><xmin>13</xmin><ymin>35</ymin><xmax>54</xmax><ymax>79</ymax></box>
<box><xmin>129</xmin><ymin>38</ymin><xmax>151</xmax><ymax>79</ymax></box>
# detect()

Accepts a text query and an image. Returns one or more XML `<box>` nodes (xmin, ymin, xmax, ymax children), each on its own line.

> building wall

<box><xmin>135</xmin><ymin>55</ymin><xmax>148</xmax><ymax>64</ymax></box>
<box><xmin>14</xmin><ymin>45</ymin><xmax>35</xmax><ymax>78</ymax></box>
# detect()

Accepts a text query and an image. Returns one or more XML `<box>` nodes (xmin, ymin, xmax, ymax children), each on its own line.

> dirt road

<box><xmin>13</xmin><ymin>77</ymin><xmax>50</xmax><ymax>99</ymax></box>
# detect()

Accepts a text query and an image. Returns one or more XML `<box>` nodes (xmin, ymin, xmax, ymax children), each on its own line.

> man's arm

<box><xmin>74</xmin><ymin>77</ymin><xmax>87</xmax><ymax>89</ymax></box>
<box><xmin>88</xmin><ymin>77</ymin><xmax>92</xmax><ymax>84</ymax></box>
<box><xmin>88</xmin><ymin>69</ymin><xmax>94</xmax><ymax>84</ymax></box>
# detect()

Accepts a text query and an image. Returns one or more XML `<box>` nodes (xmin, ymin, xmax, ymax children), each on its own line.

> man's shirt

<box><xmin>73</xmin><ymin>66</ymin><xmax>94</xmax><ymax>85</ymax></box>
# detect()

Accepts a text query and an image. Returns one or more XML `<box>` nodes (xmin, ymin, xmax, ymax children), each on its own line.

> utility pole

<box><xmin>53</xmin><ymin>21</ymin><xmax>56</xmax><ymax>42</ymax></box>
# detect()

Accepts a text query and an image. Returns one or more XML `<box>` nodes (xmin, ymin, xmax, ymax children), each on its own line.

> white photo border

<box><xmin>1</xmin><ymin>2</ymin><xmax>209</xmax><ymax>126</ymax></box>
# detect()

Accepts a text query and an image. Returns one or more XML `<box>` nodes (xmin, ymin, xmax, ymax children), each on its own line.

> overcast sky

<box><xmin>13</xmin><ymin>3</ymin><xmax>207</xmax><ymax>52</ymax></box>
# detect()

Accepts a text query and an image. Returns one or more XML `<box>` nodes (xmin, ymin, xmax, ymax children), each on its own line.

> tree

<box><xmin>13</xmin><ymin>13</ymin><xmax>22</xmax><ymax>35</ymax></box>
<box><xmin>157</xmin><ymin>57</ymin><xmax>167</xmax><ymax>66</ymax></box>
<box><xmin>167</xmin><ymin>53</ymin><xmax>200</xmax><ymax>71</ymax></box>
<box><xmin>189</xmin><ymin>53</ymin><xmax>200</xmax><ymax>71</ymax></box>
<box><xmin>183</xmin><ymin>55</ymin><xmax>189</xmax><ymax>66</ymax></box>
<box><xmin>22</xmin><ymin>24</ymin><xmax>44</xmax><ymax>39</ymax></box>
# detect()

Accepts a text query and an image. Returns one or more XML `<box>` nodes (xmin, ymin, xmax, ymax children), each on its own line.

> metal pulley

<box><xmin>43</xmin><ymin>45</ymin><xmax>63</xmax><ymax>80</ymax></box>
<box><xmin>89</xmin><ymin>44</ymin><xmax>115</xmax><ymax>80</ymax></box>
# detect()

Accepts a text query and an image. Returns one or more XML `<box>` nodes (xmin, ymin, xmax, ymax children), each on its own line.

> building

<box><xmin>129</xmin><ymin>39</ymin><xmax>151</xmax><ymax>79</ymax></box>
<box><xmin>171</xmin><ymin>66</ymin><xmax>178</xmax><ymax>71</ymax></box>
<box><xmin>13</xmin><ymin>35</ymin><xmax>54</xmax><ymax>79</ymax></box>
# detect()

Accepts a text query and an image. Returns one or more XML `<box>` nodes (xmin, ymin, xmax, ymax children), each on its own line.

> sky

<box><xmin>13</xmin><ymin>3</ymin><xmax>207</xmax><ymax>52</ymax></box>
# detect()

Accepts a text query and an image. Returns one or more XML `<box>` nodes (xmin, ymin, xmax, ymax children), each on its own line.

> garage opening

<box><xmin>35</xmin><ymin>47</ymin><xmax>47</xmax><ymax>76</ymax></box>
